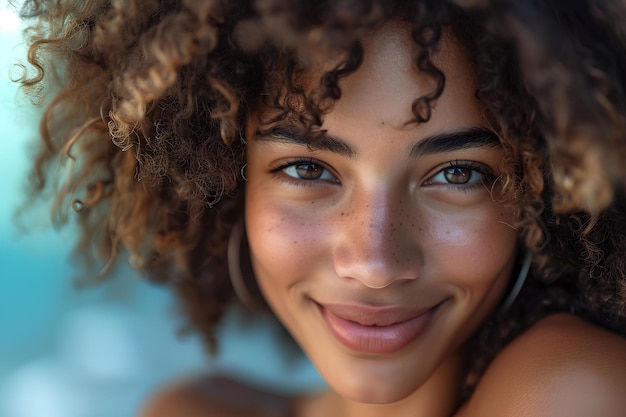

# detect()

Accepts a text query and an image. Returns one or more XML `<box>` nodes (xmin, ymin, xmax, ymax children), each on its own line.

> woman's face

<box><xmin>245</xmin><ymin>23</ymin><xmax>518</xmax><ymax>404</ymax></box>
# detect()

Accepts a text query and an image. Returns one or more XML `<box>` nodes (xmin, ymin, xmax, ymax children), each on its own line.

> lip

<box><xmin>317</xmin><ymin>302</ymin><xmax>438</xmax><ymax>355</ymax></box>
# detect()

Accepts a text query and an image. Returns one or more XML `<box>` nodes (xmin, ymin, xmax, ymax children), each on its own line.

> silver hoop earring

<box><xmin>499</xmin><ymin>250</ymin><xmax>532</xmax><ymax>313</ymax></box>
<box><xmin>240</xmin><ymin>164</ymin><xmax>248</xmax><ymax>181</ymax></box>
<box><xmin>227</xmin><ymin>218</ymin><xmax>263</xmax><ymax>311</ymax></box>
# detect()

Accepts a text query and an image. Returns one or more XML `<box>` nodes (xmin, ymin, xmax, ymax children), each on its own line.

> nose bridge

<box><xmin>333</xmin><ymin>186</ymin><xmax>420</xmax><ymax>287</ymax></box>
<box><xmin>359</xmin><ymin>191</ymin><xmax>394</xmax><ymax>257</ymax></box>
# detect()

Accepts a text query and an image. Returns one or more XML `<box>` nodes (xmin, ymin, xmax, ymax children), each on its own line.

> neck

<box><xmin>295</xmin><ymin>354</ymin><xmax>464</xmax><ymax>417</ymax></box>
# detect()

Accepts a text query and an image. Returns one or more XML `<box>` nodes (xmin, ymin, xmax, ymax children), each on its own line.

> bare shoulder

<box><xmin>459</xmin><ymin>314</ymin><xmax>626</xmax><ymax>417</ymax></box>
<box><xmin>138</xmin><ymin>375</ymin><xmax>292</xmax><ymax>417</ymax></box>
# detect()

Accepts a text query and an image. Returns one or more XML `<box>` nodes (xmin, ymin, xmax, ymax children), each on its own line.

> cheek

<box><xmin>423</xmin><ymin>203</ymin><xmax>517</xmax><ymax>291</ymax></box>
<box><xmin>420</xmin><ymin>203</ymin><xmax>517</xmax><ymax>345</ymax></box>
<box><xmin>244</xmin><ymin>185</ymin><xmax>326</xmax><ymax>303</ymax></box>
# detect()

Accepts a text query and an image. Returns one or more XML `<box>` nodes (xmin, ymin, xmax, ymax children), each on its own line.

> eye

<box><xmin>441</xmin><ymin>166</ymin><xmax>475</xmax><ymax>184</ymax></box>
<box><xmin>425</xmin><ymin>161</ymin><xmax>491</xmax><ymax>187</ymax></box>
<box><xmin>279</xmin><ymin>160</ymin><xmax>339</xmax><ymax>183</ymax></box>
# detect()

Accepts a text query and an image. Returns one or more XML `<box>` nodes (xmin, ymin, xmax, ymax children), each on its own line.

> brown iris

<box><xmin>443</xmin><ymin>166</ymin><xmax>472</xmax><ymax>184</ymax></box>
<box><xmin>295</xmin><ymin>163</ymin><xmax>324</xmax><ymax>180</ymax></box>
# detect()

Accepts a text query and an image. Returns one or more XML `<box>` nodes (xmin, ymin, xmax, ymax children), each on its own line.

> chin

<box><xmin>327</xmin><ymin>370</ymin><xmax>421</xmax><ymax>405</ymax></box>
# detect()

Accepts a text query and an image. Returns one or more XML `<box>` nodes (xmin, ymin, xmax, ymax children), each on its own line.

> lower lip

<box><xmin>319</xmin><ymin>305</ymin><xmax>437</xmax><ymax>355</ymax></box>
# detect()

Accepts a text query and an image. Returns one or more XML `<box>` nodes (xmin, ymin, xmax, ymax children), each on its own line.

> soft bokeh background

<box><xmin>0</xmin><ymin>2</ymin><xmax>323</xmax><ymax>416</ymax></box>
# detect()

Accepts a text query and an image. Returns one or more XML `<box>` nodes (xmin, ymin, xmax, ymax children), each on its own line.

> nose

<box><xmin>333</xmin><ymin>189</ymin><xmax>421</xmax><ymax>289</ymax></box>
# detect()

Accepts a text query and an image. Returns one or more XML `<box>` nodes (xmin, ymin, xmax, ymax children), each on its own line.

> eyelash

<box><xmin>270</xmin><ymin>159</ymin><xmax>494</xmax><ymax>191</ymax></box>
<box><xmin>270</xmin><ymin>158</ymin><xmax>339</xmax><ymax>187</ymax></box>
<box><xmin>424</xmin><ymin>161</ymin><xmax>494</xmax><ymax>191</ymax></box>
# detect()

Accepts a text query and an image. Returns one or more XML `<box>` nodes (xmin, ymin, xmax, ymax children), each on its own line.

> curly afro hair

<box><xmin>17</xmin><ymin>0</ymin><xmax>626</xmax><ymax>395</ymax></box>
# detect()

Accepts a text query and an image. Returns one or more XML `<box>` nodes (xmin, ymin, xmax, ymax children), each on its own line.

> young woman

<box><xmin>18</xmin><ymin>0</ymin><xmax>626</xmax><ymax>416</ymax></box>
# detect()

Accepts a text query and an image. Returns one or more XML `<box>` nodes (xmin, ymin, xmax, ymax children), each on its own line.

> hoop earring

<box><xmin>227</xmin><ymin>218</ymin><xmax>263</xmax><ymax>311</ymax></box>
<box><xmin>499</xmin><ymin>250</ymin><xmax>532</xmax><ymax>313</ymax></box>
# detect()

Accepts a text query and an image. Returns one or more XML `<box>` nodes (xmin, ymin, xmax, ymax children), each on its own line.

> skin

<box><xmin>245</xmin><ymin>22</ymin><xmax>518</xmax><ymax>417</ymax></box>
<box><xmin>457</xmin><ymin>313</ymin><xmax>626</xmax><ymax>417</ymax></box>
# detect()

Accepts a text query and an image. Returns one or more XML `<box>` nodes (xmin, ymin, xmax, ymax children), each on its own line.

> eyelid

<box><xmin>423</xmin><ymin>160</ymin><xmax>494</xmax><ymax>187</ymax></box>
<box><xmin>269</xmin><ymin>157</ymin><xmax>316</xmax><ymax>174</ymax></box>
<box><xmin>269</xmin><ymin>157</ymin><xmax>340</xmax><ymax>185</ymax></box>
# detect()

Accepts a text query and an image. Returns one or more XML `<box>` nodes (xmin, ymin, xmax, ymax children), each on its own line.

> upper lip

<box><xmin>318</xmin><ymin>303</ymin><xmax>435</xmax><ymax>327</ymax></box>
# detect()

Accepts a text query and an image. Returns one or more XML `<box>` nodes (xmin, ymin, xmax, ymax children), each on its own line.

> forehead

<box><xmin>327</xmin><ymin>22</ymin><xmax>480</xmax><ymax>128</ymax></box>
<box><xmin>251</xmin><ymin>22</ymin><xmax>480</xmax><ymax>135</ymax></box>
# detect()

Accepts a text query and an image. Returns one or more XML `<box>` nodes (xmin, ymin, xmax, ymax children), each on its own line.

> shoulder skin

<box><xmin>457</xmin><ymin>313</ymin><xmax>626</xmax><ymax>417</ymax></box>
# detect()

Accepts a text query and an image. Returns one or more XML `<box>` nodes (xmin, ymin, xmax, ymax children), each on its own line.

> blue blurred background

<box><xmin>0</xmin><ymin>2</ymin><xmax>323</xmax><ymax>416</ymax></box>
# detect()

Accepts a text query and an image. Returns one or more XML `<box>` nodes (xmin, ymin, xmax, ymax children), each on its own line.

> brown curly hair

<box><xmin>16</xmin><ymin>0</ymin><xmax>626</xmax><ymax>395</ymax></box>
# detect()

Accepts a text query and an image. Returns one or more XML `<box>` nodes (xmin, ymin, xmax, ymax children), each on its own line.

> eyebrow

<box><xmin>256</xmin><ymin>126</ymin><xmax>500</xmax><ymax>158</ymax></box>
<box><xmin>409</xmin><ymin>127</ymin><xmax>500</xmax><ymax>157</ymax></box>
<box><xmin>257</xmin><ymin>127</ymin><xmax>357</xmax><ymax>158</ymax></box>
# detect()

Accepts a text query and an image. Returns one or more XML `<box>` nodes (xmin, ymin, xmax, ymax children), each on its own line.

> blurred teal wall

<box><xmin>0</xmin><ymin>0</ymin><xmax>69</xmax><ymax>374</ymax></box>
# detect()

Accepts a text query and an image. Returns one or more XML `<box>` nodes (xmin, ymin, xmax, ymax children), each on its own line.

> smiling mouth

<box><xmin>317</xmin><ymin>303</ymin><xmax>439</xmax><ymax>355</ymax></box>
